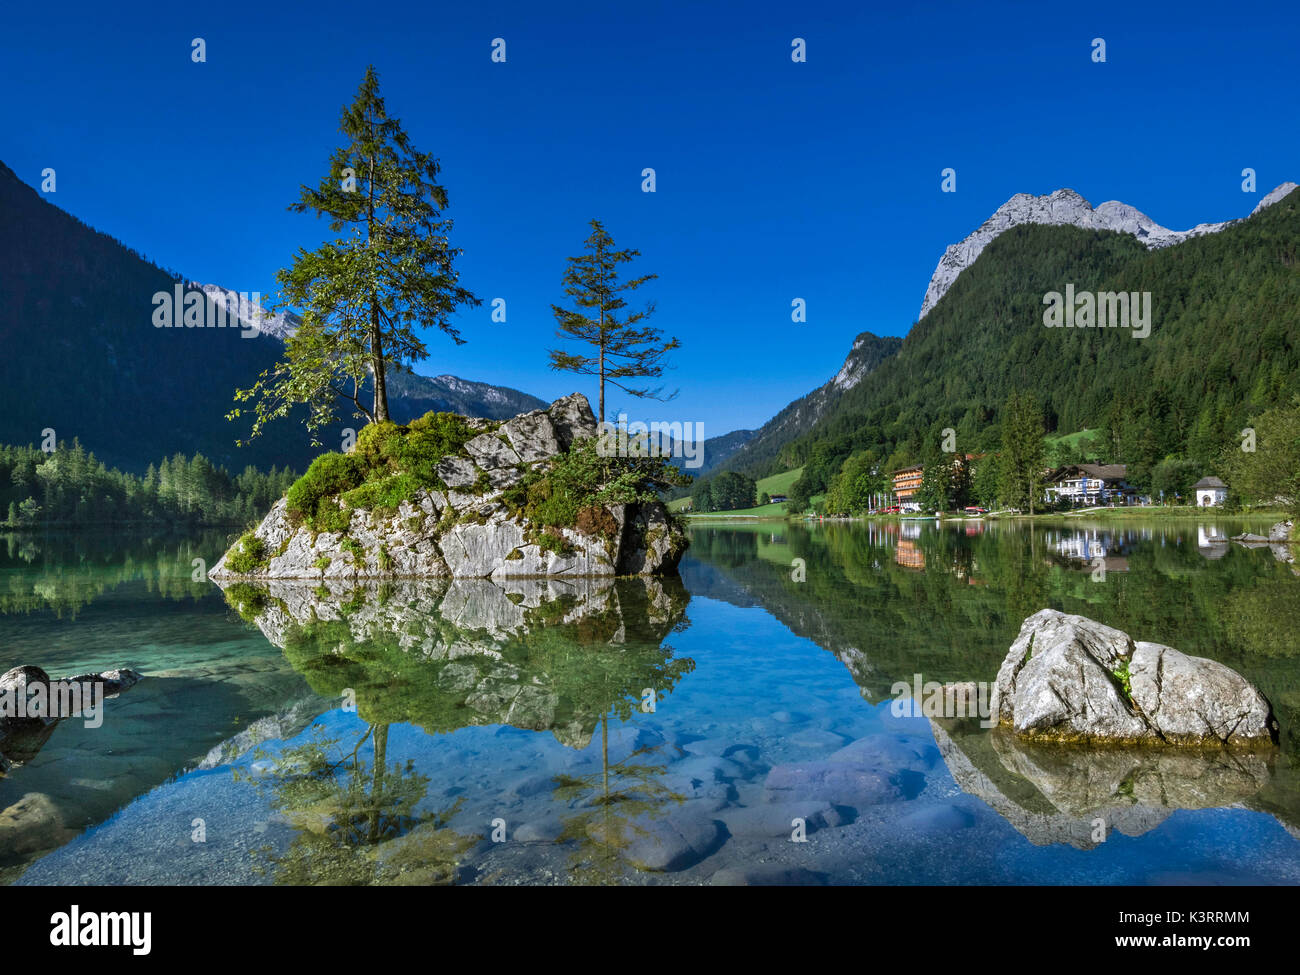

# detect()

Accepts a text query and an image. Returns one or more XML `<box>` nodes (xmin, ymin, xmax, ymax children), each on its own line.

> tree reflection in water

<box><xmin>551</xmin><ymin>715</ymin><xmax>686</xmax><ymax>884</ymax></box>
<box><xmin>220</xmin><ymin>574</ymin><xmax>694</xmax><ymax>884</ymax></box>
<box><xmin>235</xmin><ymin>721</ymin><xmax>472</xmax><ymax>885</ymax></box>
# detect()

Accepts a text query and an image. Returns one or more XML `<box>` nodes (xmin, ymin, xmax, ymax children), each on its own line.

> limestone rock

<box><xmin>0</xmin><ymin>666</ymin><xmax>54</xmax><ymax>734</ymax></box>
<box><xmin>1</xmin><ymin>665</ymin><xmax>144</xmax><ymax>768</ymax></box>
<box><xmin>547</xmin><ymin>392</ymin><xmax>598</xmax><ymax>448</ymax></box>
<box><xmin>586</xmin><ymin>811</ymin><xmax>722</xmax><ymax>872</ymax></box>
<box><xmin>464</xmin><ymin>433</ymin><xmax>521</xmax><ymax>470</ymax></box>
<box><xmin>763</xmin><ymin>760</ymin><xmax>907</xmax><ymax>807</ymax></box>
<box><xmin>436</xmin><ymin>456</ymin><xmax>480</xmax><ymax>489</ymax></box>
<box><xmin>720</xmin><ymin>801</ymin><xmax>845</xmax><ymax>838</ymax></box>
<box><xmin>616</xmin><ymin>501</ymin><xmax>688</xmax><ymax>576</ymax></box>
<box><xmin>209</xmin><ymin>393</ymin><xmax>686</xmax><ymax>580</ymax></box>
<box><xmin>0</xmin><ymin>793</ymin><xmax>76</xmax><ymax>862</ymax></box>
<box><xmin>1129</xmin><ymin>641</ymin><xmax>1274</xmax><ymax>744</ymax></box>
<box><xmin>500</xmin><ymin>411</ymin><xmax>561</xmax><ymax>462</ymax></box>
<box><xmin>992</xmin><ymin>609</ymin><xmax>1275</xmax><ymax>746</ymax></box>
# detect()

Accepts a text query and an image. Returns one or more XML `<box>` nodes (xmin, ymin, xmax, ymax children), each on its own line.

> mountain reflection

<box><xmin>684</xmin><ymin>520</ymin><xmax>1300</xmax><ymax>843</ymax></box>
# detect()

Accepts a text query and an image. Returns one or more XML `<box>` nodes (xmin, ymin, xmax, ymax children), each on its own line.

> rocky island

<box><xmin>209</xmin><ymin>393</ymin><xmax>688</xmax><ymax>581</ymax></box>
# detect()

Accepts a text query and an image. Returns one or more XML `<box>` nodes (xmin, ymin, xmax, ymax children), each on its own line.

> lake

<box><xmin>3</xmin><ymin>518</ymin><xmax>1299</xmax><ymax>885</ymax></box>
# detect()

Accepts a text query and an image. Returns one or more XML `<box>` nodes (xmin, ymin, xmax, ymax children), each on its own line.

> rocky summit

<box><xmin>991</xmin><ymin>609</ymin><xmax>1276</xmax><ymax>747</ymax></box>
<box><xmin>209</xmin><ymin>393</ymin><xmax>688</xmax><ymax>581</ymax></box>
<box><xmin>917</xmin><ymin>183</ymin><xmax>1299</xmax><ymax>320</ymax></box>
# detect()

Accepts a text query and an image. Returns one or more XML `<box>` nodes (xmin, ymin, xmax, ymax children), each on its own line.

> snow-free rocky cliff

<box><xmin>209</xmin><ymin>393</ymin><xmax>687</xmax><ymax>580</ymax></box>
<box><xmin>699</xmin><ymin>331</ymin><xmax>902</xmax><ymax>476</ymax></box>
<box><xmin>918</xmin><ymin>182</ymin><xmax>1300</xmax><ymax>320</ymax></box>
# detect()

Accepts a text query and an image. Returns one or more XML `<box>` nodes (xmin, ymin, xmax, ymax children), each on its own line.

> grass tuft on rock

<box><xmin>502</xmin><ymin>436</ymin><xmax>687</xmax><ymax>533</ymax></box>
<box><xmin>226</xmin><ymin>532</ymin><xmax>270</xmax><ymax>574</ymax></box>
<box><xmin>1112</xmin><ymin>659</ymin><xmax>1134</xmax><ymax>703</ymax></box>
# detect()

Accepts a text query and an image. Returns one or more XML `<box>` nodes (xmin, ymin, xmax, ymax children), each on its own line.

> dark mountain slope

<box><xmin>0</xmin><ymin>161</ymin><xmax>543</xmax><ymax>472</ymax></box>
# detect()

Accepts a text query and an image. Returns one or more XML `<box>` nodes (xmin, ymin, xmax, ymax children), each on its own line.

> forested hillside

<box><xmin>764</xmin><ymin>189</ymin><xmax>1300</xmax><ymax>501</ymax></box>
<box><xmin>0</xmin><ymin>440</ymin><xmax>296</xmax><ymax>528</ymax></box>
<box><xmin>0</xmin><ymin>160</ymin><xmax>318</xmax><ymax>473</ymax></box>
<box><xmin>696</xmin><ymin>331</ymin><xmax>902</xmax><ymax>480</ymax></box>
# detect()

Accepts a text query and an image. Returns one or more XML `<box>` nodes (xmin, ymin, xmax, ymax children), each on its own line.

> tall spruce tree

<box><xmin>998</xmin><ymin>389</ymin><xmax>1045</xmax><ymax>514</ymax></box>
<box><xmin>231</xmin><ymin>66</ymin><xmax>478</xmax><ymax>443</ymax></box>
<box><xmin>548</xmin><ymin>220</ymin><xmax>680</xmax><ymax>422</ymax></box>
<box><xmin>916</xmin><ymin>451</ymin><xmax>953</xmax><ymax>513</ymax></box>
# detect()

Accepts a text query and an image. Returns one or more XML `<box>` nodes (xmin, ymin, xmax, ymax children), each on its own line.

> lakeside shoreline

<box><xmin>682</xmin><ymin>506</ymin><xmax>1292</xmax><ymax>526</ymax></box>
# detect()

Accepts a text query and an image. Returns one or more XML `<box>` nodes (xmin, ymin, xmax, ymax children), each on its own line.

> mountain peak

<box><xmin>196</xmin><ymin>283</ymin><xmax>297</xmax><ymax>339</ymax></box>
<box><xmin>918</xmin><ymin>183</ymin><xmax>1295</xmax><ymax>321</ymax></box>
<box><xmin>1252</xmin><ymin>181</ymin><xmax>1299</xmax><ymax>215</ymax></box>
<box><xmin>832</xmin><ymin>330</ymin><xmax>893</xmax><ymax>391</ymax></box>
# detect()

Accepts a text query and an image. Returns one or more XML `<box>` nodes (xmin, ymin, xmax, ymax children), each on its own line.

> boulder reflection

<box><xmin>931</xmin><ymin>716</ymin><xmax>1295</xmax><ymax>848</ymax></box>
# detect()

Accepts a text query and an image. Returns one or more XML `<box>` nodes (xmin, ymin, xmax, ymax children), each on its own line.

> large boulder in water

<box><xmin>991</xmin><ymin>609</ymin><xmax>1275</xmax><ymax>747</ymax></box>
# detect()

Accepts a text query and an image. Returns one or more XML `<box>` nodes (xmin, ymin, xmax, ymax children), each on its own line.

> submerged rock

<box><xmin>0</xmin><ymin>792</ymin><xmax>77</xmax><ymax>864</ymax></box>
<box><xmin>209</xmin><ymin>393</ymin><xmax>687</xmax><ymax>580</ymax></box>
<box><xmin>991</xmin><ymin>609</ymin><xmax>1275</xmax><ymax>746</ymax></box>
<box><xmin>0</xmin><ymin>665</ymin><xmax>144</xmax><ymax>769</ymax></box>
<box><xmin>586</xmin><ymin>811</ymin><xmax>722</xmax><ymax>871</ymax></box>
<box><xmin>720</xmin><ymin>801</ymin><xmax>846</xmax><ymax>838</ymax></box>
<box><xmin>763</xmin><ymin>760</ymin><xmax>910</xmax><ymax>807</ymax></box>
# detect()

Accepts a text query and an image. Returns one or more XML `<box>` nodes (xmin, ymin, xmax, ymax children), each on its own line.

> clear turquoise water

<box><xmin>4</xmin><ymin>520</ymin><xmax>1300</xmax><ymax>885</ymax></box>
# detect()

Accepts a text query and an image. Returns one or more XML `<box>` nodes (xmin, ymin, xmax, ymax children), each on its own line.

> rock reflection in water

<box><xmin>932</xmin><ymin>717</ymin><xmax>1276</xmax><ymax>849</ymax></box>
<box><xmin>216</xmin><ymin>575</ymin><xmax>695</xmax><ymax>883</ymax></box>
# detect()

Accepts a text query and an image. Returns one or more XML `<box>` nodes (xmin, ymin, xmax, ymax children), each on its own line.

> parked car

<box><xmin>963</xmin><ymin>506</ymin><xmax>988</xmax><ymax>514</ymax></box>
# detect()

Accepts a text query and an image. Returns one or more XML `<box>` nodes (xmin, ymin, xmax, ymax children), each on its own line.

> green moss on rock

<box><xmin>287</xmin><ymin>453</ymin><xmax>365</xmax><ymax>530</ymax></box>
<box><xmin>341</xmin><ymin>537</ymin><xmax>366</xmax><ymax>564</ymax></box>
<box><xmin>284</xmin><ymin>410</ymin><xmax>476</xmax><ymax>535</ymax></box>
<box><xmin>537</xmin><ymin>531</ymin><xmax>574</xmax><ymax>556</ymax></box>
<box><xmin>226</xmin><ymin>532</ymin><xmax>269</xmax><ymax>574</ymax></box>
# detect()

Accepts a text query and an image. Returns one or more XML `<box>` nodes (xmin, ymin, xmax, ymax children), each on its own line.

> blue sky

<box><xmin>2</xmin><ymin>0</ymin><xmax>1297</xmax><ymax>436</ymax></box>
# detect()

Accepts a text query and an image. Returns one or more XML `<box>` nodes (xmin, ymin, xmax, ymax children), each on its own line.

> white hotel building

<box><xmin>1044</xmin><ymin>464</ymin><xmax>1138</xmax><ymax>507</ymax></box>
